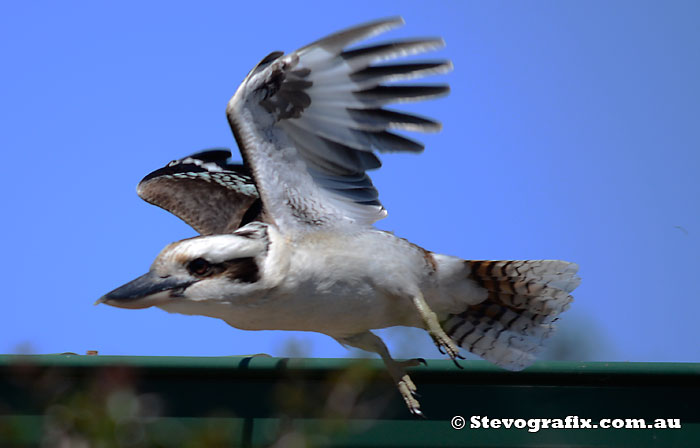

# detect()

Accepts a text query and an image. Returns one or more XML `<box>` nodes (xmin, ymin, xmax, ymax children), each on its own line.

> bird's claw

<box><xmin>399</xmin><ymin>357</ymin><xmax>427</xmax><ymax>368</ymax></box>
<box><xmin>431</xmin><ymin>333</ymin><xmax>462</xmax><ymax>362</ymax></box>
<box><xmin>411</xmin><ymin>407</ymin><xmax>426</xmax><ymax>419</ymax></box>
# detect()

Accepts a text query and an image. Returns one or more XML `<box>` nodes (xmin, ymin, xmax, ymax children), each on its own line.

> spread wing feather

<box><xmin>137</xmin><ymin>149</ymin><xmax>262</xmax><ymax>235</ymax></box>
<box><xmin>226</xmin><ymin>16</ymin><xmax>450</xmax><ymax>233</ymax></box>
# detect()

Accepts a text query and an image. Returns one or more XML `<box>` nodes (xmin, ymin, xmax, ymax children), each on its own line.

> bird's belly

<box><xmin>222</xmin><ymin>276</ymin><xmax>419</xmax><ymax>336</ymax></box>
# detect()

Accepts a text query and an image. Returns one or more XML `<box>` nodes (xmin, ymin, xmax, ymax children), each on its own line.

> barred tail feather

<box><xmin>443</xmin><ymin>260</ymin><xmax>580</xmax><ymax>371</ymax></box>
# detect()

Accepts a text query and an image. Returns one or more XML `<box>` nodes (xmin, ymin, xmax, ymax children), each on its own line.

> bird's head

<box><xmin>97</xmin><ymin>223</ymin><xmax>272</xmax><ymax>309</ymax></box>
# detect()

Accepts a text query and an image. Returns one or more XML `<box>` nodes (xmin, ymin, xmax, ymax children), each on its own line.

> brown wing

<box><xmin>137</xmin><ymin>149</ymin><xmax>262</xmax><ymax>235</ymax></box>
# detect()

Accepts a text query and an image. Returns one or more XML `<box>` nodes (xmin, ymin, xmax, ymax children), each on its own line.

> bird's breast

<box><xmin>222</xmin><ymin>231</ymin><xmax>430</xmax><ymax>335</ymax></box>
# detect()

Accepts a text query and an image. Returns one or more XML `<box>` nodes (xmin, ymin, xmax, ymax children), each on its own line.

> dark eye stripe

<box><xmin>186</xmin><ymin>257</ymin><xmax>259</xmax><ymax>283</ymax></box>
<box><xmin>224</xmin><ymin>258</ymin><xmax>259</xmax><ymax>283</ymax></box>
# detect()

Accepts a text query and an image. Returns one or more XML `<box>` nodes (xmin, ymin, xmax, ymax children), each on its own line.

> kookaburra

<box><xmin>99</xmin><ymin>17</ymin><xmax>580</xmax><ymax>416</ymax></box>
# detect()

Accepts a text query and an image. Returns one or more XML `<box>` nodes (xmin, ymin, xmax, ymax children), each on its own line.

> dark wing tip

<box><xmin>138</xmin><ymin>148</ymin><xmax>249</xmax><ymax>185</ymax></box>
<box><xmin>354</xmin><ymin>84</ymin><xmax>451</xmax><ymax>106</ymax></box>
<box><xmin>299</xmin><ymin>16</ymin><xmax>405</xmax><ymax>53</ymax></box>
<box><xmin>186</xmin><ymin>148</ymin><xmax>233</xmax><ymax>163</ymax></box>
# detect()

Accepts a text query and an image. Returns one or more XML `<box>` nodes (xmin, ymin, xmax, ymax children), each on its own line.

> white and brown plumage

<box><xmin>99</xmin><ymin>17</ymin><xmax>580</xmax><ymax>416</ymax></box>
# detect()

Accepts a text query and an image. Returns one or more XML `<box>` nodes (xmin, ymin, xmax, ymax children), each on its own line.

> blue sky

<box><xmin>2</xmin><ymin>1</ymin><xmax>698</xmax><ymax>363</ymax></box>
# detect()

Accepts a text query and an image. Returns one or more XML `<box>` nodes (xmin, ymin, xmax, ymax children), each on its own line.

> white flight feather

<box><xmin>226</xmin><ymin>17</ymin><xmax>448</xmax><ymax>235</ymax></box>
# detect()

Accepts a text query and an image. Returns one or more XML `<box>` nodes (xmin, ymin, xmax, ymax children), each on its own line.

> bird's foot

<box><xmin>385</xmin><ymin>358</ymin><xmax>425</xmax><ymax>416</ymax></box>
<box><xmin>397</xmin><ymin>374</ymin><xmax>424</xmax><ymax>417</ymax></box>
<box><xmin>431</xmin><ymin>333</ymin><xmax>465</xmax><ymax>368</ymax></box>
<box><xmin>410</xmin><ymin>292</ymin><xmax>465</xmax><ymax>368</ymax></box>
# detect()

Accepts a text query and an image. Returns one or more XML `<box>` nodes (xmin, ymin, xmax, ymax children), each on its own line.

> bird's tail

<box><xmin>440</xmin><ymin>259</ymin><xmax>580</xmax><ymax>370</ymax></box>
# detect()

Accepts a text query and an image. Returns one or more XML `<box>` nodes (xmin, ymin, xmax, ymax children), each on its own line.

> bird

<box><xmin>98</xmin><ymin>17</ymin><xmax>581</xmax><ymax>416</ymax></box>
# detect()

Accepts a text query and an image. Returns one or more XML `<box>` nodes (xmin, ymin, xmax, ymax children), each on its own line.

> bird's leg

<box><xmin>337</xmin><ymin>332</ymin><xmax>424</xmax><ymax>417</ymax></box>
<box><xmin>410</xmin><ymin>292</ymin><xmax>465</xmax><ymax>366</ymax></box>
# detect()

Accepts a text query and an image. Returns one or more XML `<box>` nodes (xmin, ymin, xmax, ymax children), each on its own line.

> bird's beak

<box><xmin>96</xmin><ymin>271</ymin><xmax>193</xmax><ymax>309</ymax></box>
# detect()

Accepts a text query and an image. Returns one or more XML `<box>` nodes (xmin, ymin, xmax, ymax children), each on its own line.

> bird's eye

<box><xmin>188</xmin><ymin>258</ymin><xmax>211</xmax><ymax>276</ymax></box>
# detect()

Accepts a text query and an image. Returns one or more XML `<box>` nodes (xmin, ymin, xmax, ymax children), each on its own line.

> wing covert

<box><xmin>137</xmin><ymin>149</ymin><xmax>262</xmax><ymax>235</ymax></box>
<box><xmin>226</xmin><ymin>17</ymin><xmax>451</xmax><ymax>234</ymax></box>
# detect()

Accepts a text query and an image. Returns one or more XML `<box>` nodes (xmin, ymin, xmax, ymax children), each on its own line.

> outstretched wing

<box><xmin>137</xmin><ymin>149</ymin><xmax>262</xmax><ymax>235</ymax></box>
<box><xmin>226</xmin><ymin>17</ymin><xmax>450</xmax><ymax>234</ymax></box>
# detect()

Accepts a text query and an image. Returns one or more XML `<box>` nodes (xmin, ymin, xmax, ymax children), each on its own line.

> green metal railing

<box><xmin>1</xmin><ymin>355</ymin><xmax>698</xmax><ymax>446</ymax></box>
